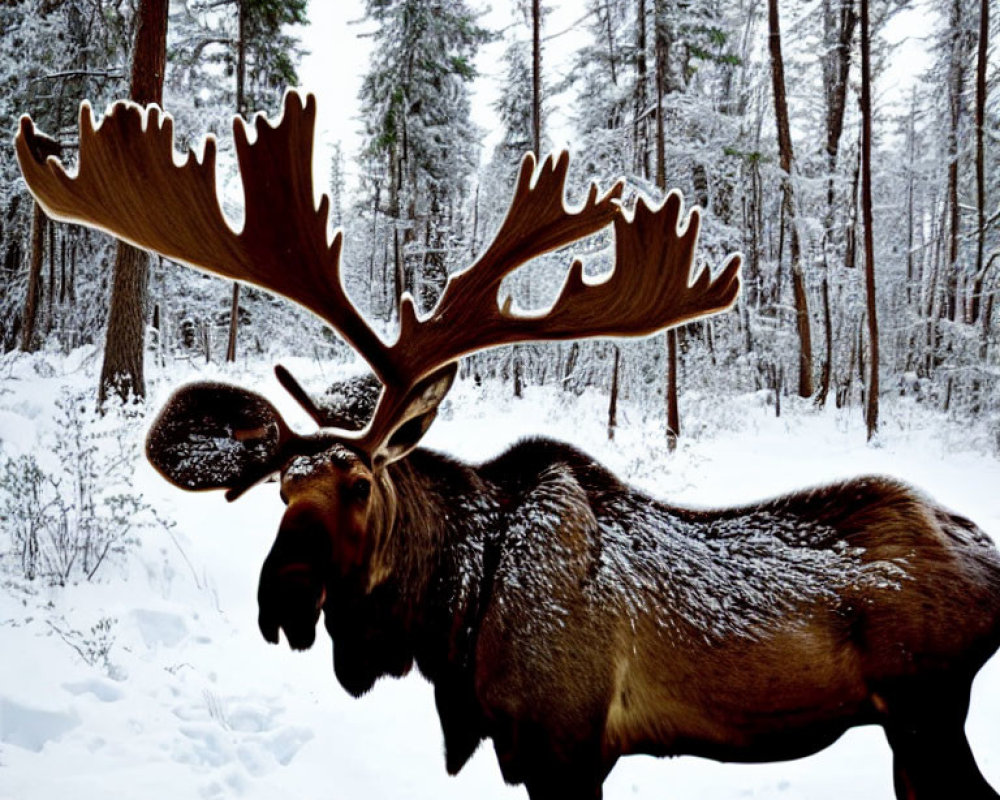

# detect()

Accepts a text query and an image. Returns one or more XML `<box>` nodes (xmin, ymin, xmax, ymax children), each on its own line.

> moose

<box><xmin>16</xmin><ymin>92</ymin><xmax>1000</xmax><ymax>799</ymax></box>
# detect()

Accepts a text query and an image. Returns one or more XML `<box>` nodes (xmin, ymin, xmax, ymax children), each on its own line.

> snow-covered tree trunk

<box><xmin>767</xmin><ymin>0</ymin><xmax>814</xmax><ymax>399</ymax></box>
<box><xmin>98</xmin><ymin>0</ymin><xmax>168</xmax><ymax>406</ymax></box>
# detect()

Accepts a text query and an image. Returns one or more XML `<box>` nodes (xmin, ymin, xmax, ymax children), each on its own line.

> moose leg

<box><xmin>519</xmin><ymin>735</ymin><xmax>607</xmax><ymax>800</ymax></box>
<box><xmin>881</xmin><ymin>684</ymin><xmax>999</xmax><ymax>799</ymax></box>
<box><xmin>489</xmin><ymin>716</ymin><xmax>610</xmax><ymax>800</ymax></box>
<box><xmin>523</xmin><ymin>768</ymin><xmax>603</xmax><ymax>800</ymax></box>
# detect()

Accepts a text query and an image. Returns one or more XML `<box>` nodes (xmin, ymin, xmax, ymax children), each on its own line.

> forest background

<box><xmin>0</xmin><ymin>0</ymin><xmax>998</xmax><ymax>445</ymax></box>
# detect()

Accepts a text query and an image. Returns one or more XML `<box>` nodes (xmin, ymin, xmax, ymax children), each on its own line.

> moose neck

<box><xmin>376</xmin><ymin>448</ymin><xmax>500</xmax><ymax>672</ymax></box>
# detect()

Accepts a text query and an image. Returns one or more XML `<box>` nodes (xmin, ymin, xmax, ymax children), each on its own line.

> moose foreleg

<box><xmin>881</xmin><ymin>682</ymin><xmax>999</xmax><ymax>799</ymax></box>
<box><xmin>487</xmin><ymin>715</ymin><xmax>608</xmax><ymax>800</ymax></box>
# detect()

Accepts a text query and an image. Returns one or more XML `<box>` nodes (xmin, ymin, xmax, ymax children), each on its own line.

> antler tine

<box><xmin>274</xmin><ymin>364</ymin><xmax>327</xmax><ymax>426</ymax></box>
<box><xmin>15</xmin><ymin>91</ymin><xmax>396</xmax><ymax>386</ymax></box>
<box><xmin>394</xmin><ymin>151</ymin><xmax>624</xmax><ymax>377</ymax></box>
<box><xmin>538</xmin><ymin>192</ymin><xmax>742</xmax><ymax>338</ymax></box>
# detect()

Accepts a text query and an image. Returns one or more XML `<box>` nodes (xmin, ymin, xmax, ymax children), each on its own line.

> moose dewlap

<box><xmin>16</xmin><ymin>91</ymin><xmax>1000</xmax><ymax>800</ymax></box>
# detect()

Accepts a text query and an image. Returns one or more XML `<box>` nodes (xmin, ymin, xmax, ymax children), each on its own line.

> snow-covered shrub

<box><xmin>0</xmin><ymin>389</ymin><xmax>162</xmax><ymax>585</ymax></box>
<box><xmin>48</xmin><ymin>615</ymin><xmax>121</xmax><ymax>679</ymax></box>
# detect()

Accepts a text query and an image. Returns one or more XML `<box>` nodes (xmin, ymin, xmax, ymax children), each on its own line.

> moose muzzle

<box><xmin>258</xmin><ymin>503</ymin><xmax>332</xmax><ymax>650</ymax></box>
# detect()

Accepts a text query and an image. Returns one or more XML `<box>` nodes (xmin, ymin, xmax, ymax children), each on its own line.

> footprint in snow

<box><xmin>0</xmin><ymin>696</ymin><xmax>80</xmax><ymax>752</ymax></box>
<box><xmin>132</xmin><ymin>609</ymin><xmax>189</xmax><ymax>649</ymax></box>
<box><xmin>170</xmin><ymin>691</ymin><xmax>314</xmax><ymax>785</ymax></box>
<box><xmin>62</xmin><ymin>679</ymin><xmax>123</xmax><ymax>703</ymax></box>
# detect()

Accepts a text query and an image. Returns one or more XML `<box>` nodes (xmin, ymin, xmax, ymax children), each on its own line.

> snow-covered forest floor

<box><xmin>2</xmin><ymin>345</ymin><xmax>1000</xmax><ymax>800</ymax></box>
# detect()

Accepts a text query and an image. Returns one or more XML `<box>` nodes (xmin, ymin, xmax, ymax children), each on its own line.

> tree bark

<box><xmin>225</xmin><ymin>281</ymin><xmax>240</xmax><ymax>362</ymax></box>
<box><xmin>767</xmin><ymin>0</ymin><xmax>814</xmax><ymax>398</ymax></box>
<box><xmin>634</xmin><ymin>0</ymin><xmax>649</xmax><ymax>177</ymax></box>
<box><xmin>19</xmin><ymin>132</ymin><xmax>60</xmax><ymax>353</ymax></box>
<box><xmin>46</xmin><ymin>220</ymin><xmax>56</xmax><ymax>334</ymax></box>
<box><xmin>654</xmin><ymin>0</ymin><xmax>666</xmax><ymax>191</ymax></box>
<box><xmin>226</xmin><ymin>0</ymin><xmax>248</xmax><ymax>363</ymax></box>
<box><xmin>607</xmin><ymin>344</ymin><xmax>620</xmax><ymax>440</ymax></box>
<box><xmin>665</xmin><ymin>328</ymin><xmax>679</xmax><ymax>448</ymax></box>
<box><xmin>99</xmin><ymin>0</ymin><xmax>168</xmax><ymax>405</ymax></box>
<box><xmin>531</xmin><ymin>0</ymin><xmax>542</xmax><ymax>159</ymax></box>
<box><xmin>970</xmin><ymin>0</ymin><xmax>989</xmax><ymax>322</ymax></box>
<box><xmin>20</xmin><ymin>202</ymin><xmax>46</xmax><ymax>353</ymax></box>
<box><xmin>653</xmin><ymin>0</ymin><xmax>679</xmax><ymax>450</ymax></box>
<box><xmin>860</xmin><ymin>0</ymin><xmax>878</xmax><ymax>440</ymax></box>
<box><xmin>944</xmin><ymin>0</ymin><xmax>967</xmax><ymax>322</ymax></box>
<box><xmin>816</xmin><ymin>0</ymin><xmax>856</xmax><ymax>406</ymax></box>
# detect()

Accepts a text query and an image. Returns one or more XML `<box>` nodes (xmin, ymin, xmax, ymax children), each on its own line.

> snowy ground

<box><xmin>2</xmin><ymin>347</ymin><xmax>999</xmax><ymax>799</ymax></box>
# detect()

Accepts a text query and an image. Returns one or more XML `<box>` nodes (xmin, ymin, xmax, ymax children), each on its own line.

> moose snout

<box><xmin>257</xmin><ymin>503</ymin><xmax>332</xmax><ymax>651</ymax></box>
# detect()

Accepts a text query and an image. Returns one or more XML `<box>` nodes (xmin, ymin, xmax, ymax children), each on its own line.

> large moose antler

<box><xmin>16</xmin><ymin>90</ymin><xmax>741</xmax><ymax>472</ymax></box>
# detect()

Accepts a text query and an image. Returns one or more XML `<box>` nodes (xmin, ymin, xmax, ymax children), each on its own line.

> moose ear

<box><xmin>372</xmin><ymin>363</ymin><xmax>458</xmax><ymax>468</ymax></box>
<box><xmin>146</xmin><ymin>382</ymin><xmax>289</xmax><ymax>494</ymax></box>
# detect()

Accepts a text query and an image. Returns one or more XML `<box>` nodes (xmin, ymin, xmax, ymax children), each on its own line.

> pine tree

<box><xmin>168</xmin><ymin>0</ymin><xmax>305</xmax><ymax>117</ymax></box>
<box><xmin>358</xmin><ymin>0</ymin><xmax>490</xmax><ymax>314</ymax></box>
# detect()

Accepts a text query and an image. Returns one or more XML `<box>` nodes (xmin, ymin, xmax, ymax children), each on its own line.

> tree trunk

<box><xmin>531</xmin><ymin>0</ymin><xmax>542</xmax><ymax>159</ymax></box>
<box><xmin>634</xmin><ymin>0</ymin><xmax>649</xmax><ymax>177</ymax></box>
<box><xmin>59</xmin><ymin>230</ymin><xmax>67</xmax><ymax>305</ymax></box>
<box><xmin>767</xmin><ymin>0</ymin><xmax>813</xmax><ymax>398</ymax></box>
<box><xmin>654</xmin><ymin>0</ymin><xmax>679</xmax><ymax>450</ymax></box>
<box><xmin>816</xmin><ymin>0</ymin><xmax>856</xmax><ymax>407</ymax></box>
<box><xmin>18</xmin><ymin>132</ymin><xmax>60</xmax><ymax>353</ymax></box>
<box><xmin>225</xmin><ymin>282</ymin><xmax>240</xmax><ymax>362</ymax></box>
<box><xmin>607</xmin><ymin>344</ymin><xmax>620</xmax><ymax>440</ymax></box>
<box><xmin>99</xmin><ymin>0</ymin><xmax>168</xmax><ymax>405</ymax></box>
<box><xmin>46</xmin><ymin>220</ymin><xmax>56</xmax><ymax>334</ymax></box>
<box><xmin>393</xmin><ymin>225</ymin><xmax>404</xmax><ymax>319</ymax></box>
<box><xmin>654</xmin><ymin>0</ymin><xmax>666</xmax><ymax>189</ymax></box>
<box><xmin>666</xmin><ymin>329</ymin><xmax>679</xmax><ymax>449</ymax></box>
<box><xmin>860</xmin><ymin>0</ymin><xmax>878</xmax><ymax>440</ymax></box>
<box><xmin>982</xmin><ymin>280</ymin><xmax>995</xmax><ymax>362</ymax></box>
<box><xmin>20</xmin><ymin>201</ymin><xmax>46</xmax><ymax>353</ymax></box>
<box><xmin>817</xmin><ymin>277</ymin><xmax>832</xmax><ymax>406</ymax></box>
<box><xmin>969</xmin><ymin>0</ymin><xmax>989</xmax><ymax>322</ymax></box>
<box><xmin>226</xmin><ymin>0</ymin><xmax>248</xmax><ymax>363</ymax></box>
<box><xmin>603</xmin><ymin>0</ymin><xmax>619</xmax><ymax>85</ymax></box>
<box><xmin>905</xmin><ymin>90</ymin><xmax>917</xmax><ymax>307</ymax></box>
<box><xmin>944</xmin><ymin>0</ymin><xmax>966</xmax><ymax>322</ymax></box>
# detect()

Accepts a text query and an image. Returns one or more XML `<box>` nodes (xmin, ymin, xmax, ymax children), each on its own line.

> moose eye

<box><xmin>347</xmin><ymin>477</ymin><xmax>371</xmax><ymax>503</ymax></box>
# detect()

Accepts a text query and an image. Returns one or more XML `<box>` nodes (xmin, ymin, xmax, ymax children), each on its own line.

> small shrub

<box><xmin>48</xmin><ymin>615</ymin><xmax>122</xmax><ymax>678</ymax></box>
<box><xmin>0</xmin><ymin>389</ymin><xmax>162</xmax><ymax>585</ymax></box>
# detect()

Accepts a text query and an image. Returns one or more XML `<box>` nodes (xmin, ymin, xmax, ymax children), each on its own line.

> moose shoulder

<box><xmin>16</xmin><ymin>92</ymin><xmax>1000</xmax><ymax>799</ymax></box>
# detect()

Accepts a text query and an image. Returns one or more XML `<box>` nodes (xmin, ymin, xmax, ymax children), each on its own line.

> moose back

<box><xmin>16</xmin><ymin>92</ymin><xmax>1000</xmax><ymax>799</ymax></box>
